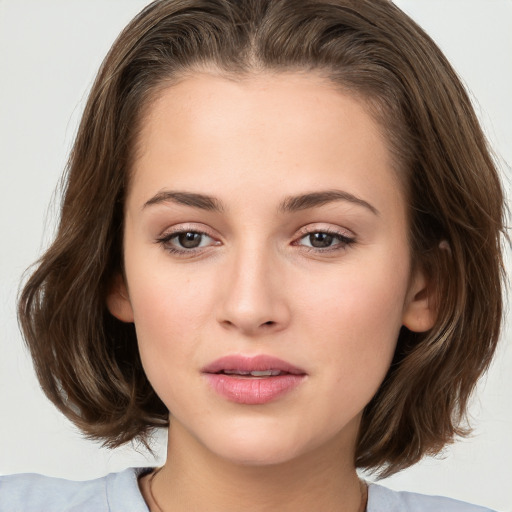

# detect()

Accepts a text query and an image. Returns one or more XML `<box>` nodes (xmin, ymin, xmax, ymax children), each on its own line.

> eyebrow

<box><xmin>142</xmin><ymin>189</ymin><xmax>378</xmax><ymax>215</ymax></box>
<box><xmin>279</xmin><ymin>190</ymin><xmax>379</xmax><ymax>215</ymax></box>
<box><xmin>142</xmin><ymin>191</ymin><xmax>225</xmax><ymax>212</ymax></box>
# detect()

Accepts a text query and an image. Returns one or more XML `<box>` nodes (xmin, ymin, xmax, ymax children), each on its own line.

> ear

<box><xmin>106</xmin><ymin>273</ymin><xmax>134</xmax><ymax>323</ymax></box>
<box><xmin>402</xmin><ymin>267</ymin><xmax>437</xmax><ymax>332</ymax></box>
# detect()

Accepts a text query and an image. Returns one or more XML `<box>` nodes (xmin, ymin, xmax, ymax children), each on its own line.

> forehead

<box><xmin>129</xmin><ymin>71</ymin><xmax>404</xmax><ymax>217</ymax></box>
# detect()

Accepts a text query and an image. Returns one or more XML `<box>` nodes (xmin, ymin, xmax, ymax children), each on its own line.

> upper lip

<box><xmin>201</xmin><ymin>355</ymin><xmax>307</xmax><ymax>375</ymax></box>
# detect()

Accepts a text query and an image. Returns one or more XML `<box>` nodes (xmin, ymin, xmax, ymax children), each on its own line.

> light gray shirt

<box><xmin>0</xmin><ymin>467</ymin><xmax>496</xmax><ymax>512</ymax></box>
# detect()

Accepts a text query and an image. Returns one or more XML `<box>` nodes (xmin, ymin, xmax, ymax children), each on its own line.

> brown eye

<box><xmin>297</xmin><ymin>230</ymin><xmax>355</xmax><ymax>251</ymax></box>
<box><xmin>177</xmin><ymin>232</ymin><xmax>203</xmax><ymax>248</ymax></box>
<box><xmin>157</xmin><ymin>230</ymin><xmax>217</xmax><ymax>253</ymax></box>
<box><xmin>308</xmin><ymin>232</ymin><xmax>334</xmax><ymax>248</ymax></box>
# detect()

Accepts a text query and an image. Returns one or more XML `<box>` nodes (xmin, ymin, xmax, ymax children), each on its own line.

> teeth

<box><xmin>250</xmin><ymin>370</ymin><xmax>282</xmax><ymax>376</ymax></box>
<box><xmin>222</xmin><ymin>370</ymin><xmax>282</xmax><ymax>376</ymax></box>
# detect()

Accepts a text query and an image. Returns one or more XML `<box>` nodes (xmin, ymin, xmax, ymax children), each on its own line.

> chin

<box><xmin>216</xmin><ymin>441</ymin><xmax>303</xmax><ymax>467</ymax></box>
<box><xmin>202</xmin><ymin>423</ymin><xmax>308</xmax><ymax>466</ymax></box>
<box><xmin>204</xmin><ymin>418</ymin><xmax>343</xmax><ymax>468</ymax></box>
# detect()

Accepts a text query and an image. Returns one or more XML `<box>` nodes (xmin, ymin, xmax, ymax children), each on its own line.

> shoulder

<box><xmin>0</xmin><ymin>467</ymin><xmax>151</xmax><ymax>512</ymax></box>
<box><xmin>367</xmin><ymin>483</ymin><xmax>496</xmax><ymax>512</ymax></box>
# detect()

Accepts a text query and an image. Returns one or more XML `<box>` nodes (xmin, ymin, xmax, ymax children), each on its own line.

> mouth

<box><xmin>202</xmin><ymin>354</ymin><xmax>306</xmax><ymax>376</ymax></box>
<box><xmin>219</xmin><ymin>369</ymin><xmax>288</xmax><ymax>377</ymax></box>
<box><xmin>202</xmin><ymin>355</ymin><xmax>307</xmax><ymax>405</ymax></box>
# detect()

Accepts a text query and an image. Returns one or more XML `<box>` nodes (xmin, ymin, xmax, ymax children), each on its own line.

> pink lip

<box><xmin>202</xmin><ymin>355</ymin><xmax>307</xmax><ymax>405</ymax></box>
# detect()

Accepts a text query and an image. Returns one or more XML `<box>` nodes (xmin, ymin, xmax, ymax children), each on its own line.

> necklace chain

<box><xmin>147</xmin><ymin>467</ymin><xmax>368</xmax><ymax>512</ymax></box>
<box><xmin>147</xmin><ymin>467</ymin><xmax>164</xmax><ymax>512</ymax></box>
<box><xmin>358</xmin><ymin>478</ymin><xmax>369</xmax><ymax>512</ymax></box>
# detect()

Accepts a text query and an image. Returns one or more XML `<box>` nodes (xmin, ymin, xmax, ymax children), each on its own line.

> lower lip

<box><xmin>204</xmin><ymin>373</ymin><xmax>305</xmax><ymax>405</ymax></box>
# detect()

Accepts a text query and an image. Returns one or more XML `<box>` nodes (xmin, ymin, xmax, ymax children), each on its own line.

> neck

<box><xmin>141</xmin><ymin>420</ymin><xmax>364</xmax><ymax>512</ymax></box>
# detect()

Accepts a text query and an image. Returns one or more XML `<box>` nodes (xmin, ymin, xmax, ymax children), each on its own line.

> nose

<box><xmin>217</xmin><ymin>244</ymin><xmax>291</xmax><ymax>336</ymax></box>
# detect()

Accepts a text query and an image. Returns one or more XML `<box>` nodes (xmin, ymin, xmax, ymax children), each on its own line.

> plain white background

<box><xmin>0</xmin><ymin>1</ymin><xmax>511</xmax><ymax>510</ymax></box>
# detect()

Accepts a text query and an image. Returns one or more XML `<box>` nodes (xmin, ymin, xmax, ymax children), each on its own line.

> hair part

<box><xmin>18</xmin><ymin>0</ymin><xmax>506</xmax><ymax>477</ymax></box>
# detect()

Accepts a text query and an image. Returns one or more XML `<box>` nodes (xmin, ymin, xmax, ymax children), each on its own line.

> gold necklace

<box><xmin>358</xmin><ymin>479</ymin><xmax>369</xmax><ymax>512</ymax></box>
<box><xmin>147</xmin><ymin>467</ymin><xmax>368</xmax><ymax>512</ymax></box>
<box><xmin>147</xmin><ymin>467</ymin><xmax>164</xmax><ymax>512</ymax></box>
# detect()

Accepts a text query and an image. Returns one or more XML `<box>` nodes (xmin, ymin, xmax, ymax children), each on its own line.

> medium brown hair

<box><xmin>18</xmin><ymin>0</ymin><xmax>506</xmax><ymax>477</ymax></box>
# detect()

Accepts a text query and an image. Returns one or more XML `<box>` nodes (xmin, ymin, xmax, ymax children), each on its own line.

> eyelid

<box><xmin>295</xmin><ymin>224</ymin><xmax>355</xmax><ymax>239</ymax></box>
<box><xmin>155</xmin><ymin>223</ymin><xmax>221</xmax><ymax>254</ymax></box>
<box><xmin>157</xmin><ymin>223</ymin><xmax>218</xmax><ymax>239</ymax></box>
<box><xmin>292</xmin><ymin>224</ymin><xmax>357</xmax><ymax>252</ymax></box>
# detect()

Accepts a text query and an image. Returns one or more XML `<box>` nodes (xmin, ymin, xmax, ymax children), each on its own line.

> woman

<box><xmin>0</xmin><ymin>0</ymin><xmax>508</xmax><ymax>510</ymax></box>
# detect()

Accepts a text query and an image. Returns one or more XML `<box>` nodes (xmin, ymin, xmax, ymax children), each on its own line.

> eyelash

<box><xmin>155</xmin><ymin>226</ymin><xmax>218</xmax><ymax>256</ymax></box>
<box><xmin>156</xmin><ymin>227</ymin><xmax>356</xmax><ymax>256</ymax></box>
<box><xmin>293</xmin><ymin>227</ymin><xmax>356</xmax><ymax>253</ymax></box>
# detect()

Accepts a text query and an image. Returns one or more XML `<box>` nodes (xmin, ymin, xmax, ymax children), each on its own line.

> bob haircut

<box><xmin>18</xmin><ymin>0</ymin><xmax>505</xmax><ymax>477</ymax></box>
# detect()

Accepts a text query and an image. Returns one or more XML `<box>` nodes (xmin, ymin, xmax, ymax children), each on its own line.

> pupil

<box><xmin>310</xmin><ymin>232</ymin><xmax>333</xmax><ymax>248</ymax></box>
<box><xmin>178</xmin><ymin>232</ymin><xmax>201</xmax><ymax>248</ymax></box>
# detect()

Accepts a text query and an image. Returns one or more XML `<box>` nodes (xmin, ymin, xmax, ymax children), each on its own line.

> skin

<box><xmin>108</xmin><ymin>72</ymin><xmax>435</xmax><ymax>512</ymax></box>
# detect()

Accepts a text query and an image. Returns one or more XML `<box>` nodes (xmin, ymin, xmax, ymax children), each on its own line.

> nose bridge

<box><xmin>218</xmin><ymin>237</ymin><xmax>289</xmax><ymax>334</ymax></box>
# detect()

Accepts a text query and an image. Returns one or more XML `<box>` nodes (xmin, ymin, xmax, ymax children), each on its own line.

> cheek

<box><xmin>124</xmin><ymin>227</ymin><xmax>217</xmax><ymax>334</ymax></box>
<box><xmin>130</xmin><ymin>276</ymin><xmax>213</xmax><ymax>348</ymax></box>
<box><xmin>129</xmin><ymin>280</ymin><xmax>206</xmax><ymax>412</ymax></box>
<box><xmin>301</xmin><ymin>256</ymin><xmax>407</xmax><ymax>339</ymax></box>
<box><xmin>297</xmin><ymin>251</ymin><xmax>409</xmax><ymax>398</ymax></box>
<box><xmin>132</xmin><ymin>276</ymin><xmax>210</xmax><ymax>330</ymax></box>
<box><xmin>122</xmin><ymin>248</ymin><xmax>219</xmax><ymax>398</ymax></box>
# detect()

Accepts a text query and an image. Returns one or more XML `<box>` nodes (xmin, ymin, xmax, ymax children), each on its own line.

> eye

<box><xmin>173</xmin><ymin>231</ymin><xmax>210</xmax><ymax>249</ymax></box>
<box><xmin>303</xmin><ymin>232</ymin><xmax>336</xmax><ymax>248</ymax></box>
<box><xmin>157</xmin><ymin>229</ymin><xmax>218</xmax><ymax>254</ymax></box>
<box><xmin>296</xmin><ymin>229</ymin><xmax>355</xmax><ymax>251</ymax></box>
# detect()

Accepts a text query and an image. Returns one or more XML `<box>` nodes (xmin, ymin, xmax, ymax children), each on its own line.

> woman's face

<box><xmin>109</xmin><ymin>72</ymin><xmax>433</xmax><ymax>466</ymax></box>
